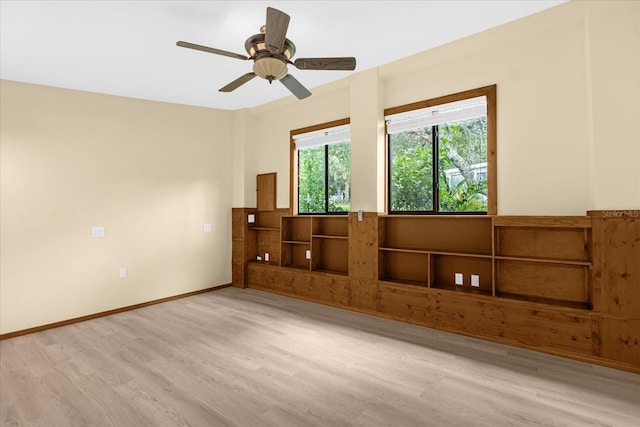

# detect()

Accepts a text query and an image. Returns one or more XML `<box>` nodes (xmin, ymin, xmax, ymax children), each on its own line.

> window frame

<box><xmin>384</xmin><ymin>85</ymin><xmax>497</xmax><ymax>215</ymax></box>
<box><xmin>290</xmin><ymin>118</ymin><xmax>351</xmax><ymax>215</ymax></box>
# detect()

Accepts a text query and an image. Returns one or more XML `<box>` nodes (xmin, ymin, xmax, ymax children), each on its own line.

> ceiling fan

<box><xmin>176</xmin><ymin>7</ymin><xmax>356</xmax><ymax>100</ymax></box>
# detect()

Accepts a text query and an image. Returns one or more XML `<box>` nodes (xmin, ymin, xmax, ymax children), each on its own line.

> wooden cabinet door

<box><xmin>257</xmin><ymin>173</ymin><xmax>276</xmax><ymax>211</ymax></box>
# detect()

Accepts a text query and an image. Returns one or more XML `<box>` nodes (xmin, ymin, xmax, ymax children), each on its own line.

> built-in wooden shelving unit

<box><xmin>234</xmin><ymin>174</ymin><xmax>639</xmax><ymax>373</ymax></box>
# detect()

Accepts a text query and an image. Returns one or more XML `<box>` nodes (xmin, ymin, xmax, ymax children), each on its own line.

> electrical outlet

<box><xmin>471</xmin><ymin>274</ymin><xmax>480</xmax><ymax>287</ymax></box>
<box><xmin>264</xmin><ymin>253</ymin><xmax>270</xmax><ymax>262</ymax></box>
<box><xmin>119</xmin><ymin>267</ymin><xmax>127</xmax><ymax>278</ymax></box>
<box><xmin>305</xmin><ymin>250</ymin><xmax>311</xmax><ymax>259</ymax></box>
<box><xmin>247</xmin><ymin>214</ymin><xmax>256</xmax><ymax>224</ymax></box>
<box><xmin>256</xmin><ymin>255</ymin><xmax>262</xmax><ymax>261</ymax></box>
<box><xmin>455</xmin><ymin>273</ymin><xmax>464</xmax><ymax>285</ymax></box>
<box><xmin>358</xmin><ymin>210</ymin><xmax>363</xmax><ymax>222</ymax></box>
<box><xmin>203</xmin><ymin>223</ymin><xmax>212</xmax><ymax>233</ymax></box>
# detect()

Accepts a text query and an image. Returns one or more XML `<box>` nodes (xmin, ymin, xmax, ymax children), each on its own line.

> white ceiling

<box><xmin>0</xmin><ymin>0</ymin><xmax>566</xmax><ymax>111</ymax></box>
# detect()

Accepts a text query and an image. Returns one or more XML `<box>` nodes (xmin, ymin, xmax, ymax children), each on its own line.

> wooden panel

<box><xmin>600</xmin><ymin>317</ymin><xmax>640</xmax><ymax>367</ymax></box>
<box><xmin>232</xmin><ymin>262</ymin><xmax>245</xmax><ymax>288</ymax></box>
<box><xmin>350</xmin><ymin>212</ymin><xmax>378</xmax><ymax>279</ymax></box>
<box><xmin>257</xmin><ymin>173</ymin><xmax>276</xmax><ymax>211</ymax></box>
<box><xmin>231</xmin><ymin>208</ymin><xmax>246</xmax><ymax>239</ymax></box>
<box><xmin>380</xmin><ymin>216</ymin><xmax>492</xmax><ymax>254</ymax></box>
<box><xmin>255</xmin><ymin>209</ymin><xmax>288</xmax><ymax>229</ymax></box>
<box><xmin>349</xmin><ymin>278</ymin><xmax>379</xmax><ymax>311</ymax></box>
<box><xmin>590</xmin><ymin>211</ymin><xmax>640</xmax><ymax>317</ymax></box>
<box><xmin>312</xmin><ymin>238</ymin><xmax>348</xmax><ymax>274</ymax></box>
<box><xmin>432</xmin><ymin>255</ymin><xmax>492</xmax><ymax>294</ymax></box>
<box><xmin>379</xmin><ymin>251</ymin><xmax>428</xmax><ymax>286</ymax></box>
<box><xmin>379</xmin><ymin>283</ymin><xmax>593</xmax><ymax>356</ymax></box>
<box><xmin>247</xmin><ymin>263</ymin><xmax>349</xmax><ymax>306</ymax></box>
<box><xmin>496</xmin><ymin>227</ymin><xmax>589</xmax><ymax>261</ymax></box>
<box><xmin>496</xmin><ymin>260</ymin><xmax>588</xmax><ymax>304</ymax></box>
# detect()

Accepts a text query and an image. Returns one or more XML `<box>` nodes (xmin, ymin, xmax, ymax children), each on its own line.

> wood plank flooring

<box><xmin>1</xmin><ymin>287</ymin><xmax>639</xmax><ymax>426</ymax></box>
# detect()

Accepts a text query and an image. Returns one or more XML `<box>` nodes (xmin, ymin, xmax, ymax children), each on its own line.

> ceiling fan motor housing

<box><xmin>244</xmin><ymin>33</ymin><xmax>296</xmax><ymax>59</ymax></box>
<box><xmin>245</xmin><ymin>33</ymin><xmax>296</xmax><ymax>82</ymax></box>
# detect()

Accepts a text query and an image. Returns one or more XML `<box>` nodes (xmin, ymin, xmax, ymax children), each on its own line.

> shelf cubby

<box><xmin>494</xmin><ymin>217</ymin><xmax>592</xmax><ymax>308</ymax></box>
<box><xmin>281</xmin><ymin>216</ymin><xmax>311</xmax><ymax>243</ymax></box>
<box><xmin>431</xmin><ymin>254</ymin><xmax>493</xmax><ymax>296</ymax></box>
<box><xmin>281</xmin><ymin>241</ymin><xmax>311</xmax><ymax>270</ymax></box>
<box><xmin>311</xmin><ymin>237</ymin><xmax>348</xmax><ymax>275</ymax></box>
<box><xmin>379</xmin><ymin>249</ymin><xmax>429</xmax><ymax>287</ymax></box>
<box><xmin>380</xmin><ymin>215</ymin><xmax>492</xmax><ymax>255</ymax></box>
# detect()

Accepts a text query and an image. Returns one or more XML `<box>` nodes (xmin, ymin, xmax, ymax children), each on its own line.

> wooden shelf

<box><xmin>281</xmin><ymin>264</ymin><xmax>310</xmax><ymax>272</ymax></box>
<box><xmin>247</xmin><ymin>260</ymin><xmax>280</xmax><ymax>267</ymax></box>
<box><xmin>494</xmin><ymin>255</ymin><xmax>591</xmax><ymax>267</ymax></box>
<box><xmin>282</xmin><ymin>240</ymin><xmax>311</xmax><ymax>244</ymax></box>
<box><xmin>312</xmin><ymin>235</ymin><xmax>348</xmax><ymax>240</ymax></box>
<box><xmin>380</xmin><ymin>247</ymin><xmax>492</xmax><ymax>259</ymax></box>
<box><xmin>432</xmin><ymin>283</ymin><xmax>492</xmax><ymax>297</ymax></box>
<box><xmin>379</xmin><ymin>277</ymin><xmax>428</xmax><ymax>288</ymax></box>
<box><xmin>313</xmin><ymin>268</ymin><xmax>348</xmax><ymax>277</ymax></box>
<box><xmin>496</xmin><ymin>291</ymin><xmax>591</xmax><ymax>310</ymax></box>
<box><xmin>251</xmin><ymin>227</ymin><xmax>280</xmax><ymax>232</ymax></box>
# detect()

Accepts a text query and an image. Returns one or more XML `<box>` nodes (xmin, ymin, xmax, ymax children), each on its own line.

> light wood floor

<box><xmin>1</xmin><ymin>288</ymin><xmax>639</xmax><ymax>427</ymax></box>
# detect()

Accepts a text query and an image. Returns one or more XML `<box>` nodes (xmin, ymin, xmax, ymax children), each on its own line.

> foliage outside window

<box><xmin>293</xmin><ymin>121</ymin><xmax>350</xmax><ymax>214</ymax></box>
<box><xmin>386</xmin><ymin>86</ymin><xmax>496</xmax><ymax>214</ymax></box>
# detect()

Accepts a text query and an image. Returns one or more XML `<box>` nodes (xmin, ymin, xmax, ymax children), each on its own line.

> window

<box><xmin>385</xmin><ymin>85</ymin><xmax>496</xmax><ymax>214</ymax></box>
<box><xmin>291</xmin><ymin>119</ymin><xmax>351</xmax><ymax>214</ymax></box>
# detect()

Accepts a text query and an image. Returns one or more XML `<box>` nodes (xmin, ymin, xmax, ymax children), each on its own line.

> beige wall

<box><xmin>239</xmin><ymin>0</ymin><xmax>640</xmax><ymax>215</ymax></box>
<box><xmin>0</xmin><ymin>81</ymin><xmax>233</xmax><ymax>334</ymax></box>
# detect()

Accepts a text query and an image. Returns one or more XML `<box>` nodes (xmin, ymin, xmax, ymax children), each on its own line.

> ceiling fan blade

<box><xmin>265</xmin><ymin>7</ymin><xmax>290</xmax><ymax>55</ymax></box>
<box><xmin>280</xmin><ymin>74</ymin><xmax>311</xmax><ymax>100</ymax></box>
<box><xmin>219</xmin><ymin>73</ymin><xmax>257</xmax><ymax>92</ymax></box>
<box><xmin>293</xmin><ymin>57</ymin><xmax>357</xmax><ymax>71</ymax></box>
<box><xmin>177</xmin><ymin>41</ymin><xmax>249</xmax><ymax>61</ymax></box>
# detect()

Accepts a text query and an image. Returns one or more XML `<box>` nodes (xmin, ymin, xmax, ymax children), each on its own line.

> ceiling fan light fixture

<box><xmin>253</xmin><ymin>57</ymin><xmax>288</xmax><ymax>82</ymax></box>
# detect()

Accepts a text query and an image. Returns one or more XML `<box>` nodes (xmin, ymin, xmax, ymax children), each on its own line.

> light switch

<box><xmin>264</xmin><ymin>253</ymin><xmax>270</xmax><ymax>262</ymax></box>
<box><xmin>305</xmin><ymin>250</ymin><xmax>311</xmax><ymax>259</ymax></box>
<box><xmin>358</xmin><ymin>210</ymin><xmax>363</xmax><ymax>222</ymax></box>
<box><xmin>91</xmin><ymin>226</ymin><xmax>105</xmax><ymax>238</ymax></box>
<box><xmin>247</xmin><ymin>214</ymin><xmax>256</xmax><ymax>223</ymax></box>
<box><xmin>203</xmin><ymin>224</ymin><xmax>212</xmax><ymax>233</ymax></box>
<box><xmin>119</xmin><ymin>267</ymin><xmax>127</xmax><ymax>278</ymax></box>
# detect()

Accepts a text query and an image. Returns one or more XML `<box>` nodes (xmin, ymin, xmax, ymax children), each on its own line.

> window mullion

<box><xmin>324</xmin><ymin>144</ymin><xmax>329</xmax><ymax>213</ymax></box>
<box><xmin>433</xmin><ymin>125</ymin><xmax>439</xmax><ymax>213</ymax></box>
